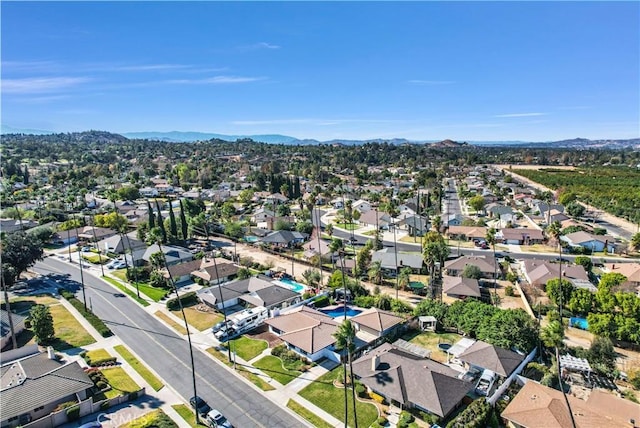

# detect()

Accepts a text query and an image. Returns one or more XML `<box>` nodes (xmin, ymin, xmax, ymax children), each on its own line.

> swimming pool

<box><xmin>570</xmin><ymin>317</ymin><xmax>589</xmax><ymax>330</ymax></box>
<box><xmin>320</xmin><ymin>306</ymin><xmax>363</xmax><ymax>318</ymax></box>
<box><xmin>244</xmin><ymin>236</ymin><xmax>259</xmax><ymax>243</ymax></box>
<box><xmin>274</xmin><ymin>278</ymin><xmax>307</xmax><ymax>293</ymax></box>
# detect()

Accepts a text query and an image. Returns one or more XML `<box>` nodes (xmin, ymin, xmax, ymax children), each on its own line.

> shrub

<box><xmin>370</xmin><ymin>392</ymin><xmax>385</xmax><ymax>404</ymax></box>
<box><xmin>271</xmin><ymin>344</ymin><xmax>287</xmax><ymax>357</ymax></box>
<box><xmin>66</xmin><ymin>406</ymin><xmax>80</xmax><ymax>421</ymax></box>
<box><xmin>505</xmin><ymin>286</ymin><xmax>514</xmax><ymax>297</ymax></box>
<box><xmin>313</xmin><ymin>294</ymin><xmax>330</xmax><ymax>308</ymax></box>
<box><xmin>96</xmin><ymin>381</ymin><xmax>108</xmax><ymax>390</ymax></box>
<box><xmin>376</xmin><ymin>417</ymin><xmax>388</xmax><ymax>425</ymax></box>
<box><xmin>356</xmin><ymin>383</ymin><xmax>366</xmax><ymax>398</ymax></box>
<box><xmin>166</xmin><ymin>291</ymin><xmax>197</xmax><ymax>310</ymax></box>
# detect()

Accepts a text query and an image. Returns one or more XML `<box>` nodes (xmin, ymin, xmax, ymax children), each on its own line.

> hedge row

<box><xmin>166</xmin><ymin>291</ymin><xmax>198</xmax><ymax>311</ymax></box>
<box><xmin>59</xmin><ymin>289</ymin><xmax>113</xmax><ymax>337</ymax></box>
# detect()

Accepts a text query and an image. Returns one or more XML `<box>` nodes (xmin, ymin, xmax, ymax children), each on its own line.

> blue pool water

<box><xmin>570</xmin><ymin>317</ymin><xmax>589</xmax><ymax>330</ymax></box>
<box><xmin>276</xmin><ymin>278</ymin><xmax>307</xmax><ymax>293</ymax></box>
<box><xmin>244</xmin><ymin>236</ymin><xmax>259</xmax><ymax>243</ymax></box>
<box><xmin>320</xmin><ymin>306</ymin><xmax>363</xmax><ymax>318</ymax></box>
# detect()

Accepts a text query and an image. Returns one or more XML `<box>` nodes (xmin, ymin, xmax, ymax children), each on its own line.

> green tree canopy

<box><xmin>462</xmin><ymin>264</ymin><xmax>483</xmax><ymax>280</ymax></box>
<box><xmin>1</xmin><ymin>231</ymin><xmax>44</xmax><ymax>286</ymax></box>
<box><xmin>545</xmin><ymin>278</ymin><xmax>574</xmax><ymax>308</ymax></box>
<box><xmin>30</xmin><ymin>304</ymin><xmax>55</xmax><ymax>344</ymax></box>
<box><xmin>477</xmin><ymin>309</ymin><xmax>538</xmax><ymax>352</ymax></box>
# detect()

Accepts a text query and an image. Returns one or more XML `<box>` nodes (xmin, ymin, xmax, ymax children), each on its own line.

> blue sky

<box><xmin>2</xmin><ymin>1</ymin><xmax>638</xmax><ymax>141</ymax></box>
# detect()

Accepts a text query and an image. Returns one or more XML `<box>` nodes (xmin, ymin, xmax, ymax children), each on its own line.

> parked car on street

<box><xmin>189</xmin><ymin>396</ymin><xmax>211</xmax><ymax>418</ymax></box>
<box><xmin>205</xmin><ymin>409</ymin><xmax>232</xmax><ymax>428</ymax></box>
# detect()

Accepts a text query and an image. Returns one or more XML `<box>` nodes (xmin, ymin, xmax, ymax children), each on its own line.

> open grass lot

<box><xmin>172</xmin><ymin>404</ymin><xmax>207</xmax><ymax>427</ymax></box>
<box><xmin>155</xmin><ymin>311</ymin><xmax>188</xmax><ymax>335</ymax></box>
<box><xmin>253</xmin><ymin>355</ymin><xmax>301</xmax><ymax>385</ymax></box>
<box><xmin>205</xmin><ymin>347</ymin><xmax>275</xmax><ymax>391</ymax></box>
<box><xmin>287</xmin><ymin>399</ymin><xmax>333</xmax><ymax>428</ymax></box>
<box><xmin>170</xmin><ymin>304</ymin><xmax>223</xmax><ymax>332</ymax></box>
<box><xmin>121</xmin><ymin>409</ymin><xmax>177</xmax><ymax>428</ymax></box>
<box><xmin>114</xmin><ymin>345</ymin><xmax>164</xmax><ymax>391</ymax></box>
<box><xmin>299</xmin><ymin>368</ymin><xmax>378</xmax><ymax>428</ymax></box>
<box><xmin>404</xmin><ymin>331</ymin><xmax>463</xmax><ymax>363</ymax></box>
<box><xmin>227</xmin><ymin>336</ymin><xmax>268</xmax><ymax>361</ymax></box>
<box><xmin>100</xmin><ymin>367</ymin><xmax>140</xmax><ymax>399</ymax></box>
<box><xmin>49</xmin><ymin>303</ymin><xmax>96</xmax><ymax>350</ymax></box>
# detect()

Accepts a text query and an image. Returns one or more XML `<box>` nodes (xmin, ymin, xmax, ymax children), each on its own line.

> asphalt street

<box><xmin>33</xmin><ymin>257</ymin><xmax>304</xmax><ymax>428</ymax></box>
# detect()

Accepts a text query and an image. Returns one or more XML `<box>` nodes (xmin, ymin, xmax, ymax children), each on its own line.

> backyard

<box><xmin>298</xmin><ymin>368</ymin><xmax>379</xmax><ymax>428</ymax></box>
<box><xmin>403</xmin><ymin>331</ymin><xmax>463</xmax><ymax>364</ymax></box>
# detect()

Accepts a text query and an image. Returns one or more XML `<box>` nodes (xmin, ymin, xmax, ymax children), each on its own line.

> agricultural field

<box><xmin>512</xmin><ymin>166</ymin><xmax>640</xmax><ymax>224</ymax></box>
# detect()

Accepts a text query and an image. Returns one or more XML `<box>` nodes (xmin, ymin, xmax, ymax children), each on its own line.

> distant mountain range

<box><xmin>1</xmin><ymin>125</ymin><xmax>638</xmax><ymax>149</ymax></box>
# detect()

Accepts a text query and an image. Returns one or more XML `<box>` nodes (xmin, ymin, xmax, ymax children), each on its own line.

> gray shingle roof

<box><xmin>1</xmin><ymin>354</ymin><xmax>93</xmax><ymax>421</ymax></box>
<box><xmin>457</xmin><ymin>340</ymin><xmax>524</xmax><ymax>377</ymax></box>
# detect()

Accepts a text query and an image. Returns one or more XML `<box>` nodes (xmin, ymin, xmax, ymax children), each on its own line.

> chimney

<box><xmin>47</xmin><ymin>346</ymin><xmax>56</xmax><ymax>360</ymax></box>
<box><xmin>371</xmin><ymin>355</ymin><xmax>380</xmax><ymax>371</ymax></box>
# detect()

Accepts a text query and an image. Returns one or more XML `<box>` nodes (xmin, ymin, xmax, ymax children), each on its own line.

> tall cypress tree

<box><xmin>147</xmin><ymin>200</ymin><xmax>155</xmax><ymax>229</ymax></box>
<box><xmin>179</xmin><ymin>199</ymin><xmax>188</xmax><ymax>240</ymax></box>
<box><xmin>155</xmin><ymin>200</ymin><xmax>166</xmax><ymax>243</ymax></box>
<box><xmin>168</xmin><ymin>199</ymin><xmax>178</xmax><ymax>239</ymax></box>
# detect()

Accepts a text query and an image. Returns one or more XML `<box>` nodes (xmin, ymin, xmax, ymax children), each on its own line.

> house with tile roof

<box><xmin>498</xmin><ymin>228</ymin><xmax>545</xmax><ymax>245</ymax></box>
<box><xmin>0</xmin><ymin>351</ymin><xmax>93</xmax><ymax>428</ymax></box>
<box><xmin>352</xmin><ymin>342</ymin><xmax>473</xmax><ymax>418</ymax></box>
<box><xmin>561</xmin><ymin>231</ymin><xmax>616</xmax><ymax>253</ymax></box>
<box><xmin>447</xmin><ymin>225</ymin><xmax>487</xmax><ymax>241</ymax></box>
<box><xmin>501</xmin><ymin>380</ymin><xmax>640</xmax><ymax>428</ymax></box>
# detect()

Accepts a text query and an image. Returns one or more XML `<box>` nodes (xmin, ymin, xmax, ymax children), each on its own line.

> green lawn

<box><xmin>335</xmin><ymin>223</ymin><xmax>359</xmax><ymax>231</ymax></box>
<box><xmin>85</xmin><ymin>348</ymin><xmax>112</xmax><ymax>361</ymax></box>
<box><xmin>253</xmin><ymin>355</ymin><xmax>302</xmax><ymax>385</ymax></box>
<box><xmin>404</xmin><ymin>331</ymin><xmax>463</xmax><ymax>363</ymax></box>
<box><xmin>171</xmin><ymin>305</ymin><xmax>223</xmax><ymax>332</ymax></box>
<box><xmin>121</xmin><ymin>409</ymin><xmax>177</xmax><ymax>428</ymax></box>
<box><xmin>287</xmin><ymin>399</ymin><xmax>333</xmax><ymax>428</ymax></box>
<box><xmin>49</xmin><ymin>303</ymin><xmax>96</xmax><ymax>350</ymax></box>
<box><xmin>101</xmin><ymin>367</ymin><xmax>140</xmax><ymax>399</ymax></box>
<box><xmin>172</xmin><ymin>404</ymin><xmax>207</xmax><ymax>427</ymax></box>
<box><xmin>102</xmin><ymin>277</ymin><xmax>150</xmax><ymax>307</ymax></box>
<box><xmin>109</xmin><ymin>270</ymin><xmax>167</xmax><ymax>302</ymax></box>
<box><xmin>205</xmin><ymin>347</ymin><xmax>275</xmax><ymax>391</ymax></box>
<box><xmin>227</xmin><ymin>336</ymin><xmax>268</xmax><ymax>361</ymax></box>
<box><xmin>114</xmin><ymin>345</ymin><xmax>164</xmax><ymax>391</ymax></box>
<box><xmin>299</xmin><ymin>368</ymin><xmax>378</xmax><ymax>428</ymax></box>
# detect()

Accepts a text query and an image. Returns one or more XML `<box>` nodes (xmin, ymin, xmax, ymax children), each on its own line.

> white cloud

<box><xmin>408</xmin><ymin>80</ymin><xmax>455</xmax><ymax>85</ymax></box>
<box><xmin>165</xmin><ymin>76</ymin><xmax>266</xmax><ymax>85</ymax></box>
<box><xmin>494</xmin><ymin>112</ymin><xmax>547</xmax><ymax>118</ymax></box>
<box><xmin>255</xmin><ymin>42</ymin><xmax>281</xmax><ymax>49</ymax></box>
<box><xmin>2</xmin><ymin>77</ymin><xmax>91</xmax><ymax>94</ymax></box>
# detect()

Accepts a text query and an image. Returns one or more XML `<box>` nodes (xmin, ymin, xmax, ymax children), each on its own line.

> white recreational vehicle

<box><xmin>231</xmin><ymin>306</ymin><xmax>269</xmax><ymax>332</ymax></box>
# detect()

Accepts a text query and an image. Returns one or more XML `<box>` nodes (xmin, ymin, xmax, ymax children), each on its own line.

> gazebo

<box><xmin>418</xmin><ymin>315</ymin><xmax>437</xmax><ymax>331</ymax></box>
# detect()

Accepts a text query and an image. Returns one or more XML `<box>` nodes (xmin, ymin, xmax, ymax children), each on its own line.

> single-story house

<box><xmin>198</xmin><ymin>276</ymin><xmax>280</xmax><ymax>310</ymax></box>
<box><xmin>239</xmin><ymin>284</ymin><xmax>301</xmax><ymax>310</ymax></box>
<box><xmin>501</xmin><ymin>380</ymin><xmax>639</xmax><ymax>428</ymax></box>
<box><xmin>191</xmin><ymin>260</ymin><xmax>239</xmax><ymax>286</ymax></box>
<box><xmin>443</xmin><ymin>276</ymin><xmax>481</xmax><ymax>299</ymax></box>
<box><xmin>457</xmin><ymin>340</ymin><xmax>524</xmax><ymax>378</ymax></box>
<box><xmin>603</xmin><ymin>262</ymin><xmax>640</xmax><ymax>293</ymax></box>
<box><xmin>261</xmin><ymin>230</ymin><xmax>308</xmax><ymax>248</ymax></box>
<box><xmin>561</xmin><ymin>231</ymin><xmax>616</xmax><ymax>253</ymax></box>
<box><xmin>142</xmin><ymin>244</ymin><xmax>193</xmax><ymax>266</ymax></box>
<box><xmin>165</xmin><ymin>259</ymin><xmax>203</xmax><ymax>284</ymax></box>
<box><xmin>0</xmin><ymin>350</ymin><xmax>94</xmax><ymax>428</ymax></box>
<box><xmin>522</xmin><ymin>259</ymin><xmax>589</xmax><ymax>288</ymax></box>
<box><xmin>498</xmin><ymin>228</ymin><xmax>545</xmax><ymax>245</ymax></box>
<box><xmin>446</xmin><ymin>214</ymin><xmax>464</xmax><ymax>227</ymax></box>
<box><xmin>398</xmin><ymin>215</ymin><xmax>429</xmax><ymax>237</ymax></box>
<box><xmin>1</xmin><ymin>310</ymin><xmax>27</xmax><ymax>350</ymax></box>
<box><xmin>447</xmin><ymin>226</ymin><xmax>487</xmax><ymax>241</ymax></box>
<box><xmin>350</xmin><ymin>308</ymin><xmax>405</xmax><ymax>339</ymax></box>
<box><xmin>357</xmin><ymin>210</ymin><xmax>392</xmax><ymax>229</ymax></box>
<box><xmin>352</xmin><ymin>199</ymin><xmax>372</xmax><ymax>213</ymax></box>
<box><xmin>265</xmin><ymin>306</ymin><xmax>340</xmax><ymax>362</ymax></box>
<box><xmin>444</xmin><ymin>256</ymin><xmax>497</xmax><ymax>279</ymax></box>
<box><xmin>97</xmin><ymin>234</ymin><xmax>145</xmax><ymax>254</ymax></box>
<box><xmin>352</xmin><ymin>342</ymin><xmax>473</xmax><ymax>418</ymax></box>
<box><xmin>77</xmin><ymin>226</ymin><xmax>118</xmax><ymax>242</ymax></box>
<box><xmin>371</xmin><ymin>248</ymin><xmax>424</xmax><ymax>273</ymax></box>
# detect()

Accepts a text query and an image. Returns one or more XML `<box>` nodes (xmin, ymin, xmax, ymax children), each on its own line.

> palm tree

<box><xmin>368</xmin><ymin>261</ymin><xmax>383</xmax><ymax>285</ymax></box>
<box><xmin>485</xmin><ymin>227</ymin><xmax>497</xmax><ymax>304</ymax></box>
<box><xmin>398</xmin><ymin>266</ymin><xmax>412</xmax><ymax>291</ymax></box>
<box><xmin>333</xmin><ymin>319</ymin><xmax>358</xmax><ymax>428</ymax></box>
<box><xmin>540</xmin><ymin>320</ymin><xmax>565</xmax><ymax>349</ymax></box>
<box><xmin>547</xmin><ymin>221</ymin><xmax>564</xmax><ymax>316</ymax></box>
<box><xmin>325</xmin><ymin>223</ymin><xmax>334</xmax><ymax>237</ymax></box>
<box><xmin>422</xmin><ymin>231</ymin><xmax>450</xmax><ymax>300</ymax></box>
